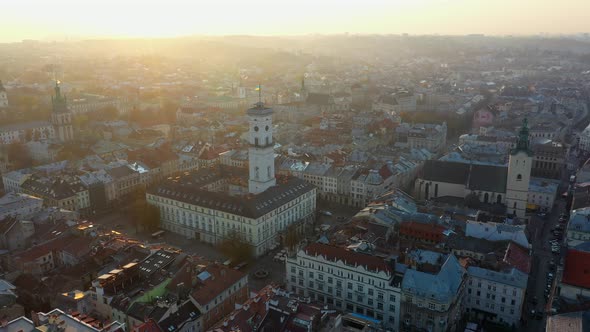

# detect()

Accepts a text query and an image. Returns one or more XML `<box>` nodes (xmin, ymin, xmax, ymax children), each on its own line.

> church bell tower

<box><xmin>506</xmin><ymin>118</ymin><xmax>532</xmax><ymax>219</ymax></box>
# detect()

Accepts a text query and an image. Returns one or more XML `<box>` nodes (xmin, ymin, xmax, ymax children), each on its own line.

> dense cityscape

<box><xmin>2</xmin><ymin>19</ymin><xmax>590</xmax><ymax>332</ymax></box>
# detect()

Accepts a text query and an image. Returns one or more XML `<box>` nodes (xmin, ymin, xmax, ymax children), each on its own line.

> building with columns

<box><xmin>147</xmin><ymin>101</ymin><xmax>317</xmax><ymax>256</ymax></box>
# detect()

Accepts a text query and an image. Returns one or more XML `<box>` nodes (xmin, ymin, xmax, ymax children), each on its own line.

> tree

<box><xmin>284</xmin><ymin>224</ymin><xmax>302</xmax><ymax>251</ymax></box>
<box><xmin>7</xmin><ymin>142</ymin><xmax>33</xmax><ymax>170</ymax></box>
<box><xmin>218</xmin><ymin>231</ymin><xmax>254</xmax><ymax>264</ymax></box>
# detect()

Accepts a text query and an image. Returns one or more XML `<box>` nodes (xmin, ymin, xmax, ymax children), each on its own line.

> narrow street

<box><xmin>523</xmin><ymin>198</ymin><xmax>567</xmax><ymax>331</ymax></box>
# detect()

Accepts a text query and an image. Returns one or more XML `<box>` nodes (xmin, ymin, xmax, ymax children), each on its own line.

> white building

<box><xmin>395</xmin><ymin>122</ymin><xmax>447</xmax><ymax>153</ymax></box>
<box><xmin>247</xmin><ymin>102</ymin><xmax>276</xmax><ymax>194</ymax></box>
<box><xmin>465</xmin><ymin>267</ymin><xmax>528</xmax><ymax>327</ymax></box>
<box><xmin>0</xmin><ymin>192</ymin><xmax>43</xmax><ymax>220</ymax></box>
<box><xmin>0</xmin><ymin>121</ymin><xmax>55</xmax><ymax>145</ymax></box>
<box><xmin>578</xmin><ymin>124</ymin><xmax>590</xmax><ymax>152</ymax></box>
<box><xmin>1</xmin><ymin>169</ymin><xmax>32</xmax><ymax>193</ymax></box>
<box><xmin>506</xmin><ymin>120</ymin><xmax>533</xmax><ymax>219</ymax></box>
<box><xmin>286</xmin><ymin>242</ymin><xmax>401</xmax><ymax>331</ymax></box>
<box><xmin>565</xmin><ymin>207</ymin><xmax>590</xmax><ymax>246</ymax></box>
<box><xmin>147</xmin><ymin>101</ymin><xmax>317</xmax><ymax>256</ymax></box>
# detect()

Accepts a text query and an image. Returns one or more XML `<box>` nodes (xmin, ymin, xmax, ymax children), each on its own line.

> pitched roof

<box><xmin>421</xmin><ymin>160</ymin><xmax>470</xmax><ymax>185</ymax></box>
<box><xmin>503</xmin><ymin>241</ymin><xmax>531</xmax><ymax>274</ymax></box>
<box><xmin>422</xmin><ymin>160</ymin><xmax>508</xmax><ymax>193</ymax></box>
<box><xmin>467</xmin><ymin>267</ymin><xmax>528</xmax><ymax>289</ymax></box>
<box><xmin>562</xmin><ymin>249</ymin><xmax>590</xmax><ymax>289</ymax></box>
<box><xmin>149</xmin><ymin>176</ymin><xmax>315</xmax><ymax>219</ymax></box>
<box><xmin>302</xmin><ymin>243</ymin><xmax>392</xmax><ymax>274</ymax></box>
<box><xmin>402</xmin><ymin>254</ymin><xmax>465</xmax><ymax>303</ymax></box>
<box><xmin>157</xmin><ymin>301</ymin><xmax>200</xmax><ymax>332</ymax></box>
<box><xmin>468</xmin><ymin>164</ymin><xmax>508</xmax><ymax>193</ymax></box>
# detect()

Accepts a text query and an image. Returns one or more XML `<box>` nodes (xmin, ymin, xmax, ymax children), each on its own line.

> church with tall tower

<box><xmin>506</xmin><ymin>118</ymin><xmax>533</xmax><ymax>219</ymax></box>
<box><xmin>51</xmin><ymin>81</ymin><xmax>74</xmax><ymax>142</ymax></box>
<box><xmin>414</xmin><ymin>118</ymin><xmax>534</xmax><ymax>221</ymax></box>
<box><xmin>147</xmin><ymin>98</ymin><xmax>317</xmax><ymax>256</ymax></box>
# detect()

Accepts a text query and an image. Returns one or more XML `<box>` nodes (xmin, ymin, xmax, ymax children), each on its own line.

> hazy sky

<box><xmin>1</xmin><ymin>0</ymin><xmax>589</xmax><ymax>42</ymax></box>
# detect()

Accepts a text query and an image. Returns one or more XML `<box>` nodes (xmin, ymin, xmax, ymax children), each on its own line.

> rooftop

<box><xmin>562</xmin><ymin>249</ymin><xmax>590</xmax><ymax>289</ymax></box>
<box><xmin>467</xmin><ymin>266</ymin><xmax>528</xmax><ymax>289</ymax></box>
<box><xmin>301</xmin><ymin>243</ymin><xmax>392</xmax><ymax>274</ymax></box>
<box><xmin>149</xmin><ymin>175</ymin><xmax>315</xmax><ymax>219</ymax></box>
<box><xmin>401</xmin><ymin>255</ymin><xmax>465</xmax><ymax>303</ymax></box>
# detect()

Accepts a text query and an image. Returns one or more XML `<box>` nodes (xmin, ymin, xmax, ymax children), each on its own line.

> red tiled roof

<box><xmin>15</xmin><ymin>234</ymin><xmax>75</xmax><ymax>262</ymax></box>
<box><xmin>133</xmin><ymin>318</ymin><xmax>162</xmax><ymax>332</ymax></box>
<box><xmin>503</xmin><ymin>241</ymin><xmax>531</xmax><ymax>274</ymax></box>
<box><xmin>562</xmin><ymin>249</ymin><xmax>590</xmax><ymax>289</ymax></box>
<box><xmin>62</xmin><ymin>236</ymin><xmax>92</xmax><ymax>257</ymax></box>
<box><xmin>169</xmin><ymin>259</ymin><xmax>246</xmax><ymax>306</ymax></box>
<box><xmin>303</xmin><ymin>243</ymin><xmax>392</xmax><ymax>274</ymax></box>
<box><xmin>378</xmin><ymin>164</ymin><xmax>393</xmax><ymax>179</ymax></box>
<box><xmin>213</xmin><ymin>284</ymin><xmax>276</xmax><ymax>331</ymax></box>
<box><xmin>400</xmin><ymin>221</ymin><xmax>446</xmax><ymax>234</ymax></box>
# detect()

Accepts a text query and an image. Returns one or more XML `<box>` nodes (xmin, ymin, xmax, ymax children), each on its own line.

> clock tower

<box><xmin>247</xmin><ymin>101</ymin><xmax>276</xmax><ymax>194</ymax></box>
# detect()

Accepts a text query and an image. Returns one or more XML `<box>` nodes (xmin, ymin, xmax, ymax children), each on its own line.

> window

<box><xmin>517</xmin><ymin>174</ymin><xmax>522</xmax><ymax>181</ymax></box>
<box><xmin>428</xmin><ymin>303</ymin><xmax>435</xmax><ymax>310</ymax></box>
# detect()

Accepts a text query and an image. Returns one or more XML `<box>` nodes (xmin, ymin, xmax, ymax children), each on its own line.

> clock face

<box><xmin>254</xmin><ymin>126</ymin><xmax>259</xmax><ymax>132</ymax></box>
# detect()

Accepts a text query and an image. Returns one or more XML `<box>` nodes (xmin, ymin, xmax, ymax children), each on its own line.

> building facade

<box><xmin>465</xmin><ymin>267</ymin><xmax>528</xmax><ymax>327</ymax></box>
<box><xmin>400</xmin><ymin>255</ymin><xmax>466</xmax><ymax>332</ymax></box>
<box><xmin>505</xmin><ymin>119</ymin><xmax>533</xmax><ymax>219</ymax></box>
<box><xmin>147</xmin><ymin>101</ymin><xmax>317</xmax><ymax>256</ymax></box>
<box><xmin>286</xmin><ymin>243</ymin><xmax>402</xmax><ymax>331</ymax></box>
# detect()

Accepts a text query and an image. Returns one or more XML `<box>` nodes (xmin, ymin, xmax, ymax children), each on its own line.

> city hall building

<box><xmin>147</xmin><ymin>102</ymin><xmax>317</xmax><ymax>256</ymax></box>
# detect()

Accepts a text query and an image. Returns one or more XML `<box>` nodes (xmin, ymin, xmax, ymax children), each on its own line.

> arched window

<box><xmin>434</xmin><ymin>184</ymin><xmax>438</xmax><ymax>198</ymax></box>
<box><xmin>516</xmin><ymin>174</ymin><xmax>522</xmax><ymax>181</ymax></box>
<box><xmin>484</xmin><ymin>193</ymin><xmax>489</xmax><ymax>204</ymax></box>
<box><xmin>267</xmin><ymin>166</ymin><xmax>271</xmax><ymax>178</ymax></box>
<box><xmin>513</xmin><ymin>202</ymin><xmax>517</xmax><ymax>209</ymax></box>
<box><xmin>266</xmin><ymin>137</ymin><xmax>269</xmax><ymax>146</ymax></box>
<box><xmin>496</xmin><ymin>194</ymin><xmax>502</xmax><ymax>204</ymax></box>
<box><xmin>254</xmin><ymin>138</ymin><xmax>259</xmax><ymax>146</ymax></box>
<box><xmin>255</xmin><ymin>166</ymin><xmax>259</xmax><ymax>179</ymax></box>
